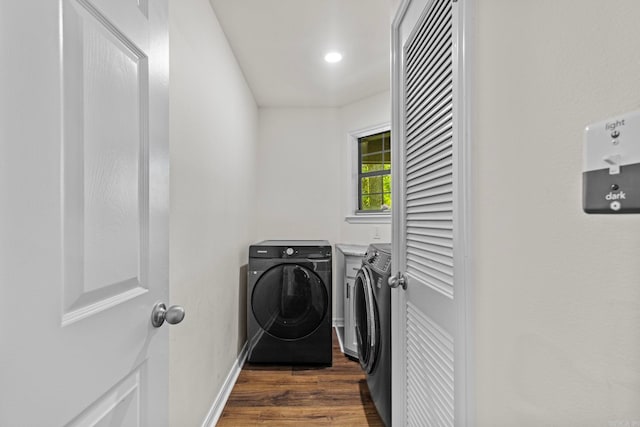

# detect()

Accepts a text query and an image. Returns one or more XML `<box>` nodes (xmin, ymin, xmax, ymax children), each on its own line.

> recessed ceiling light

<box><xmin>324</xmin><ymin>51</ymin><xmax>343</xmax><ymax>63</ymax></box>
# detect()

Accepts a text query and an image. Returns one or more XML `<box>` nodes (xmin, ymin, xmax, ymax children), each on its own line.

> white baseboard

<box><xmin>201</xmin><ymin>342</ymin><xmax>248</xmax><ymax>427</ymax></box>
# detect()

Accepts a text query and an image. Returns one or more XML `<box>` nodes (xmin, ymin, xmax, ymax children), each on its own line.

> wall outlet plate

<box><xmin>583</xmin><ymin>110</ymin><xmax>640</xmax><ymax>213</ymax></box>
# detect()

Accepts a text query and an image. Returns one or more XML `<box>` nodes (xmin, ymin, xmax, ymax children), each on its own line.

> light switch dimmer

<box><xmin>583</xmin><ymin>110</ymin><xmax>640</xmax><ymax>213</ymax></box>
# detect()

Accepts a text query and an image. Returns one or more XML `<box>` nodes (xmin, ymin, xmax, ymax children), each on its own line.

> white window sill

<box><xmin>345</xmin><ymin>213</ymin><xmax>391</xmax><ymax>224</ymax></box>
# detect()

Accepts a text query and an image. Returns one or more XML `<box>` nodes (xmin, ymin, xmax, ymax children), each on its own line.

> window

<box><xmin>357</xmin><ymin>130</ymin><xmax>391</xmax><ymax>212</ymax></box>
<box><xmin>345</xmin><ymin>124</ymin><xmax>391</xmax><ymax>224</ymax></box>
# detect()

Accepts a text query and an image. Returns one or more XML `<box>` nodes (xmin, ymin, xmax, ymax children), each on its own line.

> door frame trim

<box><xmin>453</xmin><ymin>0</ymin><xmax>475</xmax><ymax>425</ymax></box>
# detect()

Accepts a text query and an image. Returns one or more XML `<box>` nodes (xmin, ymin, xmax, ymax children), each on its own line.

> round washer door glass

<box><xmin>252</xmin><ymin>263</ymin><xmax>328</xmax><ymax>340</ymax></box>
<box><xmin>354</xmin><ymin>267</ymin><xmax>379</xmax><ymax>373</ymax></box>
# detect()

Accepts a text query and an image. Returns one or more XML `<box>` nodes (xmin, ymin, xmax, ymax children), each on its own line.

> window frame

<box><xmin>345</xmin><ymin>123</ymin><xmax>391</xmax><ymax>224</ymax></box>
<box><xmin>357</xmin><ymin>130</ymin><xmax>391</xmax><ymax>213</ymax></box>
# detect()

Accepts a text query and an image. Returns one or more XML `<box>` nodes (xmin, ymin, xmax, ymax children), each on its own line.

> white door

<box><xmin>391</xmin><ymin>0</ymin><xmax>471</xmax><ymax>425</ymax></box>
<box><xmin>0</xmin><ymin>0</ymin><xmax>172</xmax><ymax>425</ymax></box>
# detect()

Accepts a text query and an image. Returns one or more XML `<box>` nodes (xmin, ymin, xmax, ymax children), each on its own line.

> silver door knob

<box><xmin>151</xmin><ymin>302</ymin><xmax>185</xmax><ymax>328</ymax></box>
<box><xmin>388</xmin><ymin>272</ymin><xmax>407</xmax><ymax>290</ymax></box>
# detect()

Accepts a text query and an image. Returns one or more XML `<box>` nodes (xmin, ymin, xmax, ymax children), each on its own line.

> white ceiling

<box><xmin>209</xmin><ymin>0</ymin><xmax>395</xmax><ymax>108</ymax></box>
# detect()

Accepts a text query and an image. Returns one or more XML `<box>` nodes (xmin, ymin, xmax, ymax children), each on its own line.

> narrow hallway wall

<box><xmin>473</xmin><ymin>1</ymin><xmax>640</xmax><ymax>425</ymax></box>
<box><xmin>169</xmin><ymin>0</ymin><xmax>258</xmax><ymax>424</ymax></box>
<box><xmin>254</xmin><ymin>107</ymin><xmax>342</xmax><ymax>244</ymax></box>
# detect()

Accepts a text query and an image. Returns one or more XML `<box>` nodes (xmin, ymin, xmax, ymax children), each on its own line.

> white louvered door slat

<box><xmin>407</xmin><ymin>130</ymin><xmax>452</xmax><ymax>164</ymax></box>
<box><xmin>405</xmin><ymin>0</ymin><xmax>455</xmax><ymax>417</ymax></box>
<box><xmin>392</xmin><ymin>0</ymin><xmax>469</xmax><ymax>425</ymax></box>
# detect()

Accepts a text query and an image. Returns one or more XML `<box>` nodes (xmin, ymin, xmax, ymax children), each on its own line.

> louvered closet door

<box><xmin>391</xmin><ymin>0</ymin><xmax>469</xmax><ymax>425</ymax></box>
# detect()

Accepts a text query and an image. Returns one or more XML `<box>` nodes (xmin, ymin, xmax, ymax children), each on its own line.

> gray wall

<box><xmin>473</xmin><ymin>1</ymin><xmax>640</xmax><ymax>425</ymax></box>
<box><xmin>169</xmin><ymin>0</ymin><xmax>258</xmax><ymax>424</ymax></box>
<box><xmin>255</xmin><ymin>92</ymin><xmax>393</xmax><ymax>246</ymax></box>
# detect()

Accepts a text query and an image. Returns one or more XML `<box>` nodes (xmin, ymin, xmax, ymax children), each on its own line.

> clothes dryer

<box><xmin>247</xmin><ymin>240</ymin><xmax>332</xmax><ymax>365</ymax></box>
<box><xmin>354</xmin><ymin>243</ymin><xmax>392</xmax><ymax>426</ymax></box>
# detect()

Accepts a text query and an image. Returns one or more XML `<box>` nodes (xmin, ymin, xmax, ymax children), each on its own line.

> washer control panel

<box><xmin>249</xmin><ymin>241</ymin><xmax>332</xmax><ymax>259</ymax></box>
<box><xmin>364</xmin><ymin>246</ymin><xmax>392</xmax><ymax>274</ymax></box>
<box><xmin>583</xmin><ymin>110</ymin><xmax>640</xmax><ymax>213</ymax></box>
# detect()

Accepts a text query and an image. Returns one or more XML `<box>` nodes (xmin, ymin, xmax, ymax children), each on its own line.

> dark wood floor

<box><xmin>217</xmin><ymin>330</ymin><xmax>384</xmax><ymax>426</ymax></box>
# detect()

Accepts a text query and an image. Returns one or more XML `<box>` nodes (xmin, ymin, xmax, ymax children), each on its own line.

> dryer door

<box><xmin>354</xmin><ymin>266</ymin><xmax>380</xmax><ymax>373</ymax></box>
<box><xmin>252</xmin><ymin>263</ymin><xmax>328</xmax><ymax>340</ymax></box>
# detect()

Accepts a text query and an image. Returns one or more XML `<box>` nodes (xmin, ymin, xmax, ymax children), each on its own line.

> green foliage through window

<box><xmin>358</xmin><ymin>130</ymin><xmax>391</xmax><ymax>211</ymax></box>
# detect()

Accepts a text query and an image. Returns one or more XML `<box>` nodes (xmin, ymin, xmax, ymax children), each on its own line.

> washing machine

<box><xmin>247</xmin><ymin>240</ymin><xmax>332</xmax><ymax>365</ymax></box>
<box><xmin>354</xmin><ymin>243</ymin><xmax>392</xmax><ymax>426</ymax></box>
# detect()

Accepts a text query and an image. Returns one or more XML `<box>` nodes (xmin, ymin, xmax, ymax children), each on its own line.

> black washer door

<box><xmin>252</xmin><ymin>263</ymin><xmax>328</xmax><ymax>340</ymax></box>
<box><xmin>354</xmin><ymin>266</ymin><xmax>380</xmax><ymax>373</ymax></box>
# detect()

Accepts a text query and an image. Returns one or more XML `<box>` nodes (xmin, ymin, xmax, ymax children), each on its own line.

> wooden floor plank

<box><xmin>217</xmin><ymin>329</ymin><xmax>384</xmax><ymax>426</ymax></box>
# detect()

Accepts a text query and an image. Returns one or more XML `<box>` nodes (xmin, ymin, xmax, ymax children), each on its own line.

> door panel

<box><xmin>66</xmin><ymin>368</ymin><xmax>143</xmax><ymax>427</ymax></box>
<box><xmin>0</xmin><ymin>0</ymin><xmax>169</xmax><ymax>425</ymax></box>
<box><xmin>63</xmin><ymin>0</ymin><xmax>151</xmax><ymax>323</ymax></box>
<box><xmin>406</xmin><ymin>300</ymin><xmax>454</xmax><ymax>425</ymax></box>
<box><xmin>391</xmin><ymin>0</ymin><xmax>468</xmax><ymax>425</ymax></box>
<box><xmin>344</xmin><ymin>277</ymin><xmax>357</xmax><ymax>355</ymax></box>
